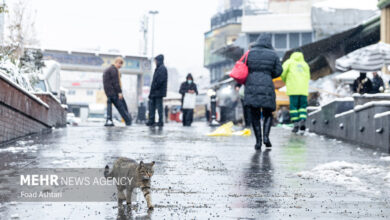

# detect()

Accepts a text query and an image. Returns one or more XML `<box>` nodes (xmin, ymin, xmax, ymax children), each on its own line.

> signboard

<box><xmin>43</xmin><ymin>50</ymin><xmax>149</xmax><ymax>72</ymax></box>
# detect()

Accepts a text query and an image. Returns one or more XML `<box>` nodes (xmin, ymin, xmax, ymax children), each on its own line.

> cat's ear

<box><xmin>151</xmin><ymin>161</ymin><xmax>155</xmax><ymax>166</ymax></box>
<box><xmin>140</xmin><ymin>161</ymin><xmax>144</xmax><ymax>166</ymax></box>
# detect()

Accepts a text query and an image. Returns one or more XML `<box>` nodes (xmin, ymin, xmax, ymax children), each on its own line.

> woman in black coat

<box><xmin>244</xmin><ymin>34</ymin><xmax>283</xmax><ymax>150</ymax></box>
<box><xmin>179</xmin><ymin>73</ymin><xmax>198</xmax><ymax>126</ymax></box>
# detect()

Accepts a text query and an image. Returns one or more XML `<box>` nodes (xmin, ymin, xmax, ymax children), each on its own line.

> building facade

<box><xmin>242</xmin><ymin>0</ymin><xmax>315</xmax><ymax>58</ymax></box>
<box><xmin>204</xmin><ymin>0</ymin><xmax>244</xmax><ymax>84</ymax></box>
<box><xmin>42</xmin><ymin>50</ymin><xmax>151</xmax><ymax>115</ymax></box>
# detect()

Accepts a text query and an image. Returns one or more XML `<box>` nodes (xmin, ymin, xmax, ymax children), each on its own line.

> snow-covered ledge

<box><xmin>354</xmin><ymin>101</ymin><xmax>390</xmax><ymax>112</ymax></box>
<box><xmin>33</xmin><ymin>92</ymin><xmax>61</xmax><ymax>105</ymax></box>
<box><xmin>0</xmin><ymin>71</ymin><xmax>49</xmax><ymax>109</ymax></box>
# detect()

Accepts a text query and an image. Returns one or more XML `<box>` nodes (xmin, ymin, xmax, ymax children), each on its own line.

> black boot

<box><xmin>146</xmin><ymin>121</ymin><xmax>155</xmax><ymax>127</ymax></box>
<box><xmin>252</xmin><ymin>122</ymin><xmax>262</xmax><ymax>151</ymax></box>
<box><xmin>263</xmin><ymin>115</ymin><xmax>272</xmax><ymax>148</ymax></box>
<box><xmin>299</xmin><ymin>120</ymin><xmax>306</xmax><ymax>132</ymax></box>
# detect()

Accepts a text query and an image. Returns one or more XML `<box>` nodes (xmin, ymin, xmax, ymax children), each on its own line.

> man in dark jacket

<box><xmin>179</xmin><ymin>73</ymin><xmax>198</xmax><ymax>126</ymax></box>
<box><xmin>244</xmin><ymin>34</ymin><xmax>283</xmax><ymax>150</ymax></box>
<box><xmin>103</xmin><ymin>57</ymin><xmax>132</xmax><ymax>126</ymax></box>
<box><xmin>147</xmin><ymin>54</ymin><xmax>168</xmax><ymax>127</ymax></box>
<box><xmin>371</xmin><ymin>72</ymin><xmax>384</xmax><ymax>93</ymax></box>
<box><xmin>136</xmin><ymin>102</ymin><xmax>146</xmax><ymax>124</ymax></box>
<box><xmin>352</xmin><ymin>72</ymin><xmax>373</xmax><ymax>94</ymax></box>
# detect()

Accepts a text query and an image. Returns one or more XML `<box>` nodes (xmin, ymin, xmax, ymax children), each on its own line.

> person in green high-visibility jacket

<box><xmin>281</xmin><ymin>51</ymin><xmax>310</xmax><ymax>133</ymax></box>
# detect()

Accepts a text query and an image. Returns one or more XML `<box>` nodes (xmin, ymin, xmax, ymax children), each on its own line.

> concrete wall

<box><xmin>0</xmin><ymin>74</ymin><xmax>67</xmax><ymax>145</ymax></box>
<box><xmin>308</xmin><ymin>98</ymin><xmax>390</xmax><ymax>153</ymax></box>
<box><xmin>34</xmin><ymin>93</ymin><xmax>67</xmax><ymax>128</ymax></box>
<box><xmin>0</xmin><ymin>75</ymin><xmax>50</xmax><ymax>145</ymax></box>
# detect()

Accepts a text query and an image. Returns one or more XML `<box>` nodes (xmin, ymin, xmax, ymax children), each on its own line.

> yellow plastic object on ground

<box><xmin>207</xmin><ymin>122</ymin><xmax>251</xmax><ymax>137</ymax></box>
<box><xmin>207</xmin><ymin>122</ymin><xmax>234</xmax><ymax>136</ymax></box>
<box><xmin>232</xmin><ymin>128</ymin><xmax>251</xmax><ymax>136</ymax></box>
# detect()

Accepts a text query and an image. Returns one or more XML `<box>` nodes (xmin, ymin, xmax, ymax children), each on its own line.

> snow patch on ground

<box><xmin>297</xmin><ymin>161</ymin><xmax>387</xmax><ymax>194</ymax></box>
<box><xmin>380</xmin><ymin>156</ymin><xmax>390</xmax><ymax>161</ymax></box>
<box><xmin>385</xmin><ymin>173</ymin><xmax>390</xmax><ymax>183</ymax></box>
<box><xmin>16</xmin><ymin>140</ymin><xmax>34</xmax><ymax>146</ymax></box>
<box><xmin>0</xmin><ymin>145</ymin><xmax>38</xmax><ymax>153</ymax></box>
<box><xmin>51</xmin><ymin>160</ymin><xmax>72</xmax><ymax>165</ymax></box>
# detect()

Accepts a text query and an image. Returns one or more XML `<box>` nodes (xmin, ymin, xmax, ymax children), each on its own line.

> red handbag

<box><xmin>229</xmin><ymin>50</ymin><xmax>249</xmax><ymax>84</ymax></box>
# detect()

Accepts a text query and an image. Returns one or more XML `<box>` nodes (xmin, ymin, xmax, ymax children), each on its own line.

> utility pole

<box><xmin>148</xmin><ymin>10</ymin><xmax>159</xmax><ymax>60</ymax></box>
<box><xmin>140</xmin><ymin>15</ymin><xmax>149</xmax><ymax>56</ymax></box>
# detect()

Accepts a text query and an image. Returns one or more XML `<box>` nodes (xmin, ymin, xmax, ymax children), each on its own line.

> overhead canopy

<box><xmin>336</xmin><ymin>42</ymin><xmax>390</xmax><ymax>72</ymax></box>
<box><xmin>378</xmin><ymin>0</ymin><xmax>390</xmax><ymax>9</ymax></box>
<box><xmin>283</xmin><ymin>15</ymin><xmax>380</xmax><ymax>79</ymax></box>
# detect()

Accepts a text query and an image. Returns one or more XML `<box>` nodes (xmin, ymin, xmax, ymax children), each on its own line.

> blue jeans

<box><xmin>107</xmin><ymin>96</ymin><xmax>132</xmax><ymax>125</ymax></box>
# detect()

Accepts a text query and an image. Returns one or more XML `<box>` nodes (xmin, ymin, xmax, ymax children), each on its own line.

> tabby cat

<box><xmin>104</xmin><ymin>157</ymin><xmax>155</xmax><ymax>211</ymax></box>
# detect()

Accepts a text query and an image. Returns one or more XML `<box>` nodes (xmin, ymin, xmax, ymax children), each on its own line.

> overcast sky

<box><xmin>7</xmin><ymin>0</ymin><xmax>220</xmax><ymax>77</ymax></box>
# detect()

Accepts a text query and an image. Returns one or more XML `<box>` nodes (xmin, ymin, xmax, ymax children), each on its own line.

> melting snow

<box><xmin>0</xmin><ymin>145</ymin><xmax>38</xmax><ymax>153</ymax></box>
<box><xmin>297</xmin><ymin>161</ymin><xmax>388</xmax><ymax>194</ymax></box>
<box><xmin>51</xmin><ymin>160</ymin><xmax>72</xmax><ymax>165</ymax></box>
<box><xmin>380</xmin><ymin>156</ymin><xmax>390</xmax><ymax>161</ymax></box>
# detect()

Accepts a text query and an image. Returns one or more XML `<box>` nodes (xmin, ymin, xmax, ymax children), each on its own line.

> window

<box><xmin>301</xmin><ymin>33</ymin><xmax>313</xmax><ymax>45</ymax></box>
<box><xmin>274</xmin><ymin>34</ymin><xmax>287</xmax><ymax>49</ymax></box>
<box><xmin>249</xmin><ymin>34</ymin><xmax>259</xmax><ymax>43</ymax></box>
<box><xmin>86</xmin><ymin>90</ymin><xmax>93</xmax><ymax>96</ymax></box>
<box><xmin>34</xmin><ymin>80</ymin><xmax>47</xmax><ymax>92</ymax></box>
<box><xmin>289</xmin><ymin>33</ymin><xmax>300</xmax><ymax>49</ymax></box>
<box><xmin>68</xmin><ymin>90</ymin><xmax>76</xmax><ymax>95</ymax></box>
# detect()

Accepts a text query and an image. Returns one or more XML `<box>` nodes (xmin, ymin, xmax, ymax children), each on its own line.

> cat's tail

<box><xmin>104</xmin><ymin>165</ymin><xmax>113</xmax><ymax>178</ymax></box>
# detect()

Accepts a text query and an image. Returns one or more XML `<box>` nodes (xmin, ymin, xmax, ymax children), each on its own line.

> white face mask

<box><xmin>187</xmin><ymin>80</ymin><xmax>193</xmax><ymax>84</ymax></box>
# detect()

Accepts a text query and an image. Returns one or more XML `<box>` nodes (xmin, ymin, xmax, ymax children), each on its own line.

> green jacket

<box><xmin>281</xmin><ymin>52</ymin><xmax>310</xmax><ymax>96</ymax></box>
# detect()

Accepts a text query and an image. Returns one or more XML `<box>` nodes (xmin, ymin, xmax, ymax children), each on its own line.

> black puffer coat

<box><xmin>244</xmin><ymin>34</ymin><xmax>283</xmax><ymax>110</ymax></box>
<box><xmin>149</xmin><ymin>54</ymin><xmax>168</xmax><ymax>98</ymax></box>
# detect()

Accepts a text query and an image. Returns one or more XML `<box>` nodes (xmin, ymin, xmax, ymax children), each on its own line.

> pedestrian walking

<box><xmin>235</xmin><ymin>84</ymin><xmax>251</xmax><ymax>128</ymax></box>
<box><xmin>136</xmin><ymin>102</ymin><xmax>146</xmax><ymax>124</ymax></box>
<box><xmin>179</xmin><ymin>73</ymin><xmax>198</xmax><ymax>126</ymax></box>
<box><xmin>371</xmin><ymin>72</ymin><xmax>384</xmax><ymax>93</ymax></box>
<box><xmin>164</xmin><ymin>105</ymin><xmax>169</xmax><ymax>123</ymax></box>
<box><xmin>146</xmin><ymin>54</ymin><xmax>168</xmax><ymax>127</ymax></box>
<box><xmin>103</xmin><ymin>57</ymin><xmax>132</xmax><ymax>126</ymax></box>
<box><xmin>352</xmin><ymin>72</ymin><xmax>373</xmax><ymax>94</ymax></box>
<box><xmin>244</xmin><ymin>34</ymin><xmax>283</xmax><ymax>150</ymax></box>
<box><xmin>281</xmin><ymin>51</ymin><xmax>310</xmax><ymax>133</ymax></box>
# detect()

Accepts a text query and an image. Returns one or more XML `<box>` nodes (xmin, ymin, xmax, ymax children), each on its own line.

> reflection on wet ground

<box><xmin>0</xmin><ymin>122</ymin><xmax>389</xmax><ymax>219</ymax></box>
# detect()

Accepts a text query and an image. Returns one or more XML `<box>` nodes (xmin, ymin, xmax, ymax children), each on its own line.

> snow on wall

<box><xmin>0</xmin><ymin>56</ymin><xmax>40</xmax><ymax>92</ymax></box>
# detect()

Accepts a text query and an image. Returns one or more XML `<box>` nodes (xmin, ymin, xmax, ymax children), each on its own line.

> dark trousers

<box><xmin>149</xmin><ymin>97</ymin><xmax>163</xmax><ymax>124</ymax></box>
<box><xmin>250</xmin><ymin>107</ymin><xmax>273</xmax><ymax>144</ymax></box>
<box><xmin>182</xmin><ymin>109</ymin><xmax>194</xmax><ymax>126</ymax></box>
<box><xmin>289</xmin><ymin>95</ymin><xmax>308</xmax><ymax>123</ymax></box>
<box><xmin>250</xmin><ymin>107</ymin><xmax>273</xmax><ymax>126</ymax></box>
<box><xmin>241</xmin><ymin>99</ymin><xmax>251</xmax><ymax>127</ymax></box>
<box><xmin>107</xmin><ymin>96</ymin><xmax>132</xmax><ymax>125</ymax></box>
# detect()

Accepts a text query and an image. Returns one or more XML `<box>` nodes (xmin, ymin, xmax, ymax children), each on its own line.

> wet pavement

<box><xmin>0</xmin><ymin>122</ymin><xmax>390</xmax><ymax>219</ymax></box>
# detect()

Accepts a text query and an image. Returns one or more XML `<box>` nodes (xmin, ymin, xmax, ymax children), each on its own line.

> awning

<box><xmin>335</xmin><ymin>42</ymin><xmax>390</xmax><ymax>72</ymax></box>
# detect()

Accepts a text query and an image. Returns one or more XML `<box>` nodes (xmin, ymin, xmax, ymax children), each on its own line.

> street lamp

<box><xmin>148</xmin><ymin>10</ymin><xmax>159</xmax><ymax>60</ymax></box>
